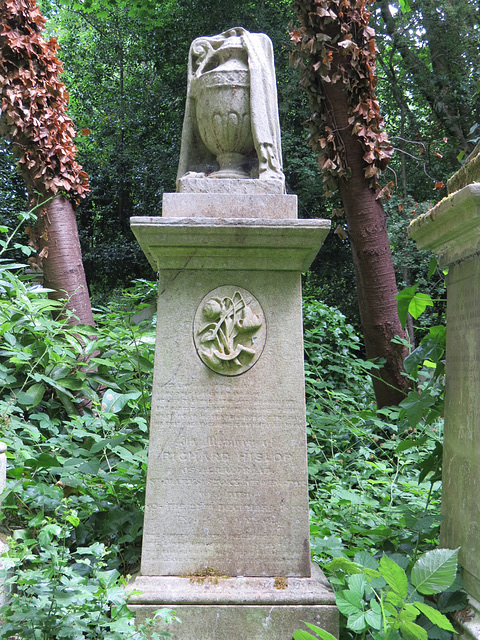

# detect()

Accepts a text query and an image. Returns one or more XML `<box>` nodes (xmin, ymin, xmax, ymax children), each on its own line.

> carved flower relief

<box><xmin>193</xmin><ymin>286</ymin><xmax>266</xmax><ymax>375</ymax></box>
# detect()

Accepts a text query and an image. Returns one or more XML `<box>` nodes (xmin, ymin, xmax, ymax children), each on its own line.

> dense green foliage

<box><xmin>0</xmin><ymin>209</ymin><xmax>455</xmax><ymax>638</ymax></box>
<box><xmin>1</xmin><ymin>0</ymin><xmax>476</xmax><ymax>333</ymax></box>
<box><xmin>2</xmin><ymin>0</ymin><xmax>476</xmax><ymax>630</ymax></box>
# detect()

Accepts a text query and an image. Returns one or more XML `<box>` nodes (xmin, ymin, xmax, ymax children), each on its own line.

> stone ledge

<box><xmin>455</xmin><ymin>595</ymin><xmax>480</xmax><ymax>640</ymax></box>
<box><xmin>163</xmin><ymin>192</ymin><xmax>296</xmax><ymax>219</ymax></box>
<box><xmin>130</xmin><ymin>604</ymin><xmax>339</xmax><ymax>640</ymax></box>
<box><xmin>176</xmin><ymin>177</ymin><xmax>285</xmax><ymax>196</ymax></box>
<box><xmin>130</xmin><ymin>217</ymin><xmax>331</xmax><ymax>272</ymax></box>
<box><xmin>408</xmin><ymin>184</ymin><xmax>480</xmax><ymax>267</ymax></box>
<box><xmin>127</xmin><ymin>564</ymin><xmax>335</xmax><ymax>606</ymax></box>
<box><xmin>447</xmin><ymin>144</ymin><xmax>480</xmax><ymax>195</ymax></box>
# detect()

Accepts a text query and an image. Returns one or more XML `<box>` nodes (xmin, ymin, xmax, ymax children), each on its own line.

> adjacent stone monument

<box><xmin>128</xmin><ymin>28</ymin><xmax>338</xmax><ymax>639</ymax></box>
<box><xmin>409</xmin><ymin>166</ymin><xmax>480</xmax><ymax>638</ymax></box>
<box><xmin>0</xmin><ymin>442</ymin><xmax>8</xmax><ymax>608</ymax></box>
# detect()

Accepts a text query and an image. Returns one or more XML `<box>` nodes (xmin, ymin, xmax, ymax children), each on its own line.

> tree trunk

<box><xmin>323</xmin><ymin>80</ymin><xmax>409</xmax><ymax>408</ymax></box>
<box><xmin>36</xmin><ymin>196</ymin><xmax>94</xmax><ymax>326</ymax></box>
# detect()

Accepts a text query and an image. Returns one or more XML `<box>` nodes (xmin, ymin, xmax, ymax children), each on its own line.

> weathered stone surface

<box><xmin>409</xmin><ymin>183</ymin><xmax>480</xmax><ymax>604</ymax></box>
<box><xmin>408</xmin><ymin>184</ymin><xmax>480</xmax><ymax>266</ymax></box>
<box><xmin>177</xmin><ymin>29</ymin><xmax>284</xmax><ymax>188</ymax></box>
<box><xmin>129</xmin><ymin>565</ymin><xmax>337</xmax><ymax>639</ymax></box>
<box><xmin>177</xmin><ymin>176</ymin><xmax>284</xmax><ymax>195</ymax></box>
<box><xmin>447</xmin><ymin>142</ymin><xmax>480</xmax><ymax>195</ymax></box>
<box><xmin>0</xmin><ymin>443</ymin><xmax>8</xmax><ymax>610</ymax></box>
<box><xmin>139</xmin><ymin>267</ymin><xmax>311</xmax><ymax>577</ymax></box>
<box><xmin>130</xmin><ymin>216</ymin><xmax>330</xmax><ymax>273</ymax></box>
<box><xmin>164</xmin><ymin>192</ymin><xmax>295</xmax><ymax>218</ymax></box>
<box><xmin>128</xmin><ymin>564</ymin><xmax>335</xmax><ymax>605</ymax></box>
<box><xmin>132</xmin><ymin>603</ymin><xmax>338</xmax><ymax>640</ymax></box>
<box><xmin>455</xmin><ymin>594</ymin><xmax>480</xmax><ymax>640</ymax></box>
<box><xmin>0</xmin><ymin>442</ymin><xmax>6</xmax><ymax>498</ymax></box>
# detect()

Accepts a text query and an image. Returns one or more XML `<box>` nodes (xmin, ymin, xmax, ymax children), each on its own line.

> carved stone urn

<box><xmin>192</xmin><ymin>51</ymin><xmax>254</xmax><ymax>179</ymax></box>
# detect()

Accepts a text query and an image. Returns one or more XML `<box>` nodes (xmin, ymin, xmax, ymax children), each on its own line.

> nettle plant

<box><xmin>295</xmin><ymin>548</ymin><xmax>461</xmax><ymax>640</ymax></box>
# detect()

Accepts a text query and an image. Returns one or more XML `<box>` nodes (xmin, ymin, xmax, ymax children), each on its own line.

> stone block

<box><xmin>139</xmin><ymin>268</ymin><xmax>311</xmax><ymax>578</ymax></box>
<box><xmin>130</xmin><ymin>193</ymin><xmax>334</xmax><ymax>637</ymax></box>
<box><xmin>455</xmin><ymin>595</ymin><xmax>480</xmax><ymax>640</ymax></box>
<box><xmin>409</xmin><ymin>183</ymin><xmax>480</xmax><ymax>603</ymax></box>
<box><xmin>129</xmin><ymin>564</ymin><xmax>338</xmax><ymax>640</ymax></box>
<box><xmin>163</xmin><ymin>192</ymin><xmax>297</xmax><ymax>219</ymax></box>
<box><xmin>176</xmin><ymin>177</ymin><xmax>285</xmax><ymax>195</ymax></box>
<box><xmin>132</xmin><ymin>604</ymin><xmax>338</xmax><ymax>640</ymax></box>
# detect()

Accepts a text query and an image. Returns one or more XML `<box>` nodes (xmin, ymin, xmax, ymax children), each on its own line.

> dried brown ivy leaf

<box><xmin>0</xmin><ymin>0</ymin><xmax>89</xmax><ymax>205</ymax></box>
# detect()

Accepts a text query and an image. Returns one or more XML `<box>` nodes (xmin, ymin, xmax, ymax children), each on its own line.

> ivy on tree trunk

<box><xmin>0</xmin><ymin>0</ymin><xmax>93</xmax><ymax>325</ymax></box>
<box><xmin>291</xmin><ymin>0</ymin><xmax>409</xmax><ymax>407</ymax></box>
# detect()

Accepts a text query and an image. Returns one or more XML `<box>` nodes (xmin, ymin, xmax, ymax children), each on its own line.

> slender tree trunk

<box><xmin>35</xmin><ymin>196</ymin><xmax>94</xmax><ymax>326</ymax></box>
<box><xmin>323</xmin><ymin>78</ymin><xmax>409</xmax><ymax>407</ymax></box>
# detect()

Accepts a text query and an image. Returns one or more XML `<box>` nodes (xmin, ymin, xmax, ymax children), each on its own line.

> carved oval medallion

<box><xmin>193</xmin><ymin>286</ymin><xmax>266</xmax><ymax>376</ymax></box>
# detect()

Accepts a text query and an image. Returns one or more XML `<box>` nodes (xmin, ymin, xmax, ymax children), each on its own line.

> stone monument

<box><xmin>128</xmin><ymin>28</ymin><xmax>338</xmax><ymax>639</ymax></box>
<box><xmin>409</xmin><ymin>164</ymin><xmax>480</xmax><ymax>639</ymax></box>
<box><xmin>0</xmin><ymin>442</ymin><xmax>8</xmax><ymax>609</ymax></box>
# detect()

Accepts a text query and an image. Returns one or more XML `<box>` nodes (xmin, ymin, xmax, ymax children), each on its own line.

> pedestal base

<box><xmin>455</xmin><ymin>595</ymin><xmax>480</xmax><ymax>640</ymax></box>
<box><xmin>128</xmin><ymin>563</ymin><xmax>338</xmax><ymax>639</ymax></box>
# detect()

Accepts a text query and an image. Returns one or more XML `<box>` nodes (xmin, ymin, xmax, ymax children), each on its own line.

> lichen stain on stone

<box><xmin>187</xmin><ymin>567</ymin><xmax>229</xmax><ymax>585</ymax></box>
<box><xmin>273</xmin><ymin>577</ymin><xmax>288</xmax><ymax>590</ymax></box>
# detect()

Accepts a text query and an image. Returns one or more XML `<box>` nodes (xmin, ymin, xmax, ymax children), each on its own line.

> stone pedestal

<box><xmin>128</xmin><ymin>192</ymin><xmax>337</xmax><ymax>639</ymax></box>
<box><xmin>409</xmin><ymin>184</ymin><xmax>480</xmax><ymax>612</ymax></box>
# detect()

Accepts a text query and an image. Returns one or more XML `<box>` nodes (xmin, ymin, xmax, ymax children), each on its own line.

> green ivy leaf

<box><xmin>411</xmin><ymin>548</ymin><xmax>459</xmax><ymax>595</ymax></box>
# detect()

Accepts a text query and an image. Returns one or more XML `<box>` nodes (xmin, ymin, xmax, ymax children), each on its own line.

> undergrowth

<box><xmin>0</xmin><ymin>210</ymin><xmax>463</xmax><ymax>639</ymax></box>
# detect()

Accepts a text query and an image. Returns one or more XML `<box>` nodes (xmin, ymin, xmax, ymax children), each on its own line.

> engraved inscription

<box><xmin>193</xmin><ymin>286</ymin><xmax>266</xmax><ymax>375</ymax></box>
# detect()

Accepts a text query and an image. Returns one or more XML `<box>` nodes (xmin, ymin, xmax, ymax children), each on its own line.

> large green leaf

<box><xmin>293</xmin><ymin>631</ymin><xmax>318</xmax><ymax>640</ymax></box>
<box><xmin>400</xmin><ymin>621</ymin><xmax>428</xmax><ymax>640</ymax></box>
<box><xmin>336</xmin><ymin>590</ymin><xmax>363</xmax><ymax>616</ymax></box>
<box><xmin>16</xmin><ymin>383</ymin><xmax>45</xmax><ymax>407</ymax></box>
<box><xmin>294</xmin><ymin>622</ymin><xmax>338</xmax><ymax>640</ymax></box>
<box><xmin>396</xmin><ymin>285</ymin><xmax>417</xmax><ymax>329</ymax></box>
<box><xmin>101</xmin><ymin>389</ymin><xmax>141</xmax><ymax>413</ymax></box>
<box><xmin>414</xmin><ymin>601</ymin><xmax>456</xmax><ymax>632</ymax></box>
<box><xmin>411</xmin><ymin>548</ymin><xmax>459</xmax><ymax>595</ymax></box>
<box><xmin>379</xmin><ymin>555</ymin><xmax>408</xmax><ymax>598</ymax></box>
<box><xmin>408</xmin><ymin>292</ymin><xmax>434</xmax><ymax>320</ymax></box>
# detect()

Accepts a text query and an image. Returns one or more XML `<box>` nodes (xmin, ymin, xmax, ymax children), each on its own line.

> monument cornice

<box><xmin>408</xmin><ymin>184</ymin><xmax>480</xmax><ymax>267</ymax></box>
<box><xmin>130</xmin><ymin>216</ymin><xmax>331</xmax><ymax>272</ymax></box>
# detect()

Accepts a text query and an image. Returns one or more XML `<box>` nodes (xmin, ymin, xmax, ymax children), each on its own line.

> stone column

<box><xmin>0</xmin><ymin>442</ymin><xmax>6</xmax><ymax>498</ymax></box>
<box><xmin>0</xmin><ymin>442</ymin><xmax>7</xmax><ymax>609</ymax></box>
<box><xmin>128</xmin><ymin>191</ymin><xmax>337</xmax><ymax>639</ymax></box>
<box><xmin>409</xmin><ymin>183</ymin><xmax>480</xmax><ymax>637</ymax></box>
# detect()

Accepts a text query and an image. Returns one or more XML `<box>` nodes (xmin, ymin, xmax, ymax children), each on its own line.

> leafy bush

<box><xmin>0</xmin><ymin>212</ymin><xmax>454</xmax><ymax>640</ymax></box>
<box><xmin>1</xmin><ymin>510</ymin><xmax>178</xmax><ymax>640</ymax></box>
<box><xmin>0</xmin><ymin>213</ymin><xmax>167</xmax><ymax>635</ymax></box>
<box><xmin>294</xmin><ymin>547</ymin><xmax>462</xmax><ymax>640</ymax></box>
